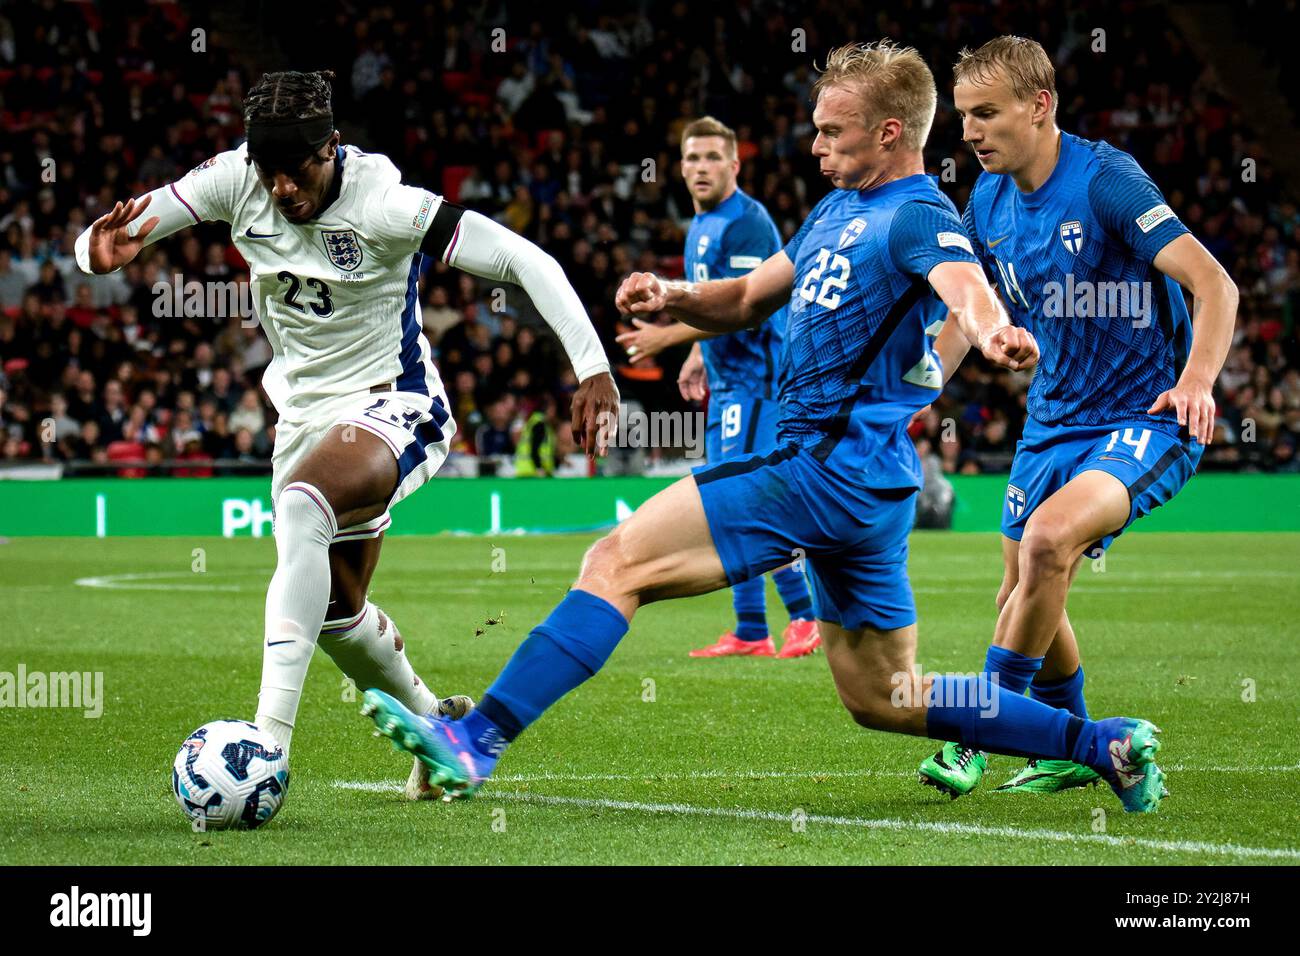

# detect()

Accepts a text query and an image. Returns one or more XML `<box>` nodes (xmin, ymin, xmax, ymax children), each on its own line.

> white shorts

<box><xmin>271</xmin><ymin>387</ymin><xmax>456</xmax><ymax>542</ymax></box>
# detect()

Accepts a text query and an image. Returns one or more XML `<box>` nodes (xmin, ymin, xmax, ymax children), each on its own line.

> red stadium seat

<box><xmin>441</xmin><ymin>165</ymin><xmax>475</xmax><ymax>203</ymax></box>
<box><xmin>106</xmin><ymin>441</ymin><xmax>146</xmax><ymax>479</ymax></box>
<box><xmin>442</xmin><ymin>72</ymin><xmax>472</xmax><ymax>95</ymax></box>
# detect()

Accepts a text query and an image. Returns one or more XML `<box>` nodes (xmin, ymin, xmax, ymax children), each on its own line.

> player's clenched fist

<box><xmin>615</xmin><ymin>272</ymin><xmax>668</xmax><ymax>315</ymax></box>
<box><xmin>978</xmin><ymin>324</ymin><xmax>1038</xmax><ymax>372</ymax></box>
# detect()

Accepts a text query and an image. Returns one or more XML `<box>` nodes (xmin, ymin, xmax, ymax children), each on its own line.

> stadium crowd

<box><xmin>1</xmin><ymin>0</ymin><xmax>1297</xmax><ymax>476</ymax></box>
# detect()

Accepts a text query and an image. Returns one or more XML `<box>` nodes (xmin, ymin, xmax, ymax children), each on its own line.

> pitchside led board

<box><xmin>0</xmin><ymin>475</ymin><xmax>1296</xmax><ymax>538</ymax></box>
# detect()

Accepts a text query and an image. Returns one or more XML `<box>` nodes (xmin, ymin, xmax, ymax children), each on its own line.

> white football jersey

<box><xmin>172</xmin><ymin>144</ymin><xmax>446</xmax><ymax>422</ymax></box>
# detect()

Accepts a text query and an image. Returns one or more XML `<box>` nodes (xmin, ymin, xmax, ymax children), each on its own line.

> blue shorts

<box><xmin>694</xmin><ymin>445</ymin><xmax>917</xmax><ymax>631</ymax></box>
<box><xmin>706</xmin><ymin>392</ymin><xmax>781</xmax><ymax>462</ymax></box>
<box><xmin>1002</xmin><ymin>417</ymin><xmax>1202</xmax><ymax>553</ymax></box>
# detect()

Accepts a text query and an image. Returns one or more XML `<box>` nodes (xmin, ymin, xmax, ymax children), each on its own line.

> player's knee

<box><xmin>1018</xmin><ymin>523</ymin><xmax>1072</xmax><ymax>581</ymax></box>
<box><xmin>840</xmin><ymin>685</ymin><xmax>904</xmax><ymax>732</ymax></box>
<box><xmin>577</xmin><ymin>529</ymin><xmax>644</xmax><ymax>596</ymax></box>
<box><xmin>275</xmin><ymin>482</ymin><xmax>336</xmax><ymax>543</ymax></box>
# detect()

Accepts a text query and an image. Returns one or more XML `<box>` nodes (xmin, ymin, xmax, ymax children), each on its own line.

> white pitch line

<box><xmin>329</xmin><ymin>782</ymin><xmax>1300</xmax><ymax>861</ymax></box>
<box><xmin>336</xmin><ymin>760</ymin><xmax>1295</xmax><ymax>791</ymax></box>
<box><xmin>74</xmin><ymin>571</ymin><xmax>253</xmax><ymax>592</ymax></box>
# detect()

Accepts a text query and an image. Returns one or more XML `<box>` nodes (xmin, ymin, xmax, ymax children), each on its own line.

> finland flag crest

<box><xmin>1006</xmin><ymin>484</ymin><xmax>1027</xmax><ymax>519</ymax></box>
<box><xmin>1059</xmin><ymin>220</ymin><xmax>1083</xmax><ymax>255</ymax></box>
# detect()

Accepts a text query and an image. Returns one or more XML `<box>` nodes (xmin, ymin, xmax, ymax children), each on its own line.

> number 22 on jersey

<box><xmin>798</xmin><ymin>248</ymin><xmax>851</xmax><ymax>309</ymax></box>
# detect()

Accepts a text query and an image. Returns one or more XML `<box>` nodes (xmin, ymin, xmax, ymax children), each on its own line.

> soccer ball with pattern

<box><xmin>172</xmin><ymin>720</ymin><xmax>290</xmax><ymax>830</ymax></box>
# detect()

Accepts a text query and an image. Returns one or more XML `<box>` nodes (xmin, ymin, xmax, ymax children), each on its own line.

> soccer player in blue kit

<box><xmin>362</xmin><ymin>41</ymin><xmax>1171</xmax><ymax>813</ymax></box>
<box><xmin>918</xmin><ymin>36</ymin><xmax>1237</xmax><ymax>798</ymax></box>
<box><xmin>616</xmin><ymin>116</ymin><xmax>821</xmax><ymax>659</ymax></box>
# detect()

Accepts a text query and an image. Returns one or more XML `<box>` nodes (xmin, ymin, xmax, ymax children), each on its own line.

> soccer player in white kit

<box><xmin>76</xmin><ymin>70</ymin><xmax>620</xmax><ymax>798</ymax></box>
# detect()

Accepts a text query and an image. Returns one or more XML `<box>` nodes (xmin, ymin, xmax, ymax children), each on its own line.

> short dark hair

<box><xmin>243</xmin><ymin>70</ymin><xmax>336</xmax><ymax>126</ymax></box>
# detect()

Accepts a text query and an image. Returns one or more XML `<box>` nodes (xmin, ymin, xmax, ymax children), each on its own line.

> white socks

<box><xmin>317</xmin><ymin>602</ymin><xmax>438</xmax><ymax>716</ymax></box>
<box><xmin>256</xmin><ymin>482</ymin><xmax>337</xmax><ymax>755</ymax></box>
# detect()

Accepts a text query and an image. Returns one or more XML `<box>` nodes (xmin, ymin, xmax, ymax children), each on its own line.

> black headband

<box><xmin>246</xmin><ymin>116</ymin><xmax>334</xmax><ymax>170</ymax></box>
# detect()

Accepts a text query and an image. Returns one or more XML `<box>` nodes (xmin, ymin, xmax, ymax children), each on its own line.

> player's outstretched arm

<box><xmin>436</xmin><ymin>209</ymin><xmax>619</xmax><ymax>456</ymax></box>
<box><xmin>76</xmin><ymin>188</ymin><xmax>198</xmax><ymax>275</ymax></box>
<box><xmin>1149</xmin><ymin>234</ymin><xmax>1238</xmax><ymax>445</ymax></box>
<box><xmin>927</xmin><ymin>261</ymin><xmax>1038</xmax><ymax>373</ymax></box>
<box><xmin>614</xmin><ymin>250</ymin><xmax>794</xmax><ymax>333</ymax></box>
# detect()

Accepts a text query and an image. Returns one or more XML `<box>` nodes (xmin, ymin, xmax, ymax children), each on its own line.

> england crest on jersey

<box><xmin>1059</xmin><ymin>220</ymin><xmax>1083</xmax><ymax>255</ymax></box>
<box><xmin>838</xmin><ymin>217</ymin><xmax>866</xmax><ymax>249</ymax></box>
<box><xmin>1006</xmin><ymin>484</ymin><xmax>1027</xmax><ymax>519</ymax></box>
<box><xmin>322</xmin><ymin>229</ymin><xmax>363</xmax><ymax>272</ymax></box>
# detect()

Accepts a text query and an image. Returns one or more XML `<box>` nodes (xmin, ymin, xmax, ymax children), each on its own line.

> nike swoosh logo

<box><xmin>988</xmin><ymin>235</ymin><xmax>1009</xmax><ymax>248</ymax></box>
<box><xmin>245</xmin><ymin>228</ymin><xmax>282</xmax><ymax>239</ymax></box>
<box><xmin>265</xmin><ymin>639</ymin><xmax>295</xmax><ymax>647</ymax></box>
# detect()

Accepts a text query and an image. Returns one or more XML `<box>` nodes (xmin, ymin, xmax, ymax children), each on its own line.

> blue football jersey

<box><xmin>685</xmin><ymin>189</ymin><xmax>785</xmax><ymax>399</ymax></box>
<box><xmin>963</xmin><ymin>132</ymin><xmax>1192</xmax><ymax>433</ymax></box>
<box><xmin>780</xmin><ymin>174</ymin><xmax>979</xmax><ymax>490</ymax></box>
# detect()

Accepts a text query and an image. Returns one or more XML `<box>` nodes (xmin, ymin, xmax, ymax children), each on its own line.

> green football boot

<box><xmin>918</xmin><ymin>742</ymin><xmax>988</xmax><ymax>798</ymax></box>
<box><xmin>993</xmin><ymin>758</ymin><xmax>1101</xmax><ymax>794</ymax></box>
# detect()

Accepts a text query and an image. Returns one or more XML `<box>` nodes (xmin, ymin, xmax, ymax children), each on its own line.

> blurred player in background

<box><xmin>362</xmin><ymin>42</ymin><xmax>1171</xmax><ymax>815</ymax></box>
<box><xmin>76</xmin><ymin>70</ymin><xmax>618</xmax><ymax>799</ymax></box>
<box><xmin>918</xmin><ymin>36</ymin><xmax>1237</xmax><ymax>798</ymax></box>
<box><xmin>616</xmin><ymin>117</ymin><xmax>820</xmax><ymax>659</ymax></box>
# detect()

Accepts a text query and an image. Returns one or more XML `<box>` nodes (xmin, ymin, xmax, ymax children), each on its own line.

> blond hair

<box><xmin>811</xmin><ymin>40</ymin><xmax>937</xmax><ymax>151</ymax></box>
<box><xmin>953</xmin><ymin>36</ymin><xmax>1057</xmax><ymax>115</ymax></box>
<box><xmin>680</xmin><ymin>116</ymin><xmax>738</xmax><ymax>157</ymax></box>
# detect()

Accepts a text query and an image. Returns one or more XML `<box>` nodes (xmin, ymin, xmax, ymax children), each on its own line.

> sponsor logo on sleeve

<box><xmin>189</xmin><ymin>157</ymin><xmax>219</xmax><ymax>176</ymax></box>
<box><xmin>413</xmin><ymin>193</ymin><xmax>434</xmax><ymax>230</ymax></box>
<box><xmin>937</xmin><ymin>231</ymin><xmax>973</xmax><ymax>254</ymax></box>
<box><xmin>1135</xmin><ymin>203</ymin><xmax>1176</xmax><ymax>234</ymax></box>
<box><xmin>728</xmin><ymin>255</ymin><xmax>762</xmax><ymax>270</ymax></box>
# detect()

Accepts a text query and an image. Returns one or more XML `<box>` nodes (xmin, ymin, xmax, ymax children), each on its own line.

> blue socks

<box><xmin>459</xmin><ymin>590</ymin><xmax>629</xmax><ymax>755</ymax></box>
<box><xmin>731</xmin><ymin>566</ymin><xmax>814</xmax><ymax>641</ymax></box>
<box><xmin>983</xmin><ymin>644</ymin><xmax>1043</xmax><ymax>695</ymax></box>
<box><xmin>730</xmin><ymin>577</ymin><xmax>768</xmax><ymax>641</ymax></box>
<box><xmin>1031</xmin><ymin>666</ymin><xmax>1090</xmax><ymax>719</ymax></box>
<box><xmin>771</xmin><ymin>566</ymin><xmax>814</xmax><ymax>621</ymax></box>
<box><xmin>731</xmin><ymin>566</ymin><xmax>815</xmax><ymax>640</ymax></box>
<box><xmin>924</xmin><ymin>675</ymin><xmax>1087</xmax><ymax>761</ymax></box>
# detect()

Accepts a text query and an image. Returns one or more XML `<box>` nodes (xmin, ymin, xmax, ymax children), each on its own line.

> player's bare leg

<box><xmin>994</xmin><ymin>470</ymin><xmax>1128</xmax><ymax>659</ymax></box>
<box><xmin>820</xmin><ymin>619</ymin><xmax>927</xmax><ymax>735</ymax></box>
<box><xmin>574</xmin><ymin>475</ymin><xmax>731</xmax><ymax>618</ymax></box>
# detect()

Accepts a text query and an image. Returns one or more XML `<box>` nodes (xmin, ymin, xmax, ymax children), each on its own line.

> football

<box><xmin>171</xmin><ymin>720</ymin><xmax>290</xmax><ymax>830</ymax></box>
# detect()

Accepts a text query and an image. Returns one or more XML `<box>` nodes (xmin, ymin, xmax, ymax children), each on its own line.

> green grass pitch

<box><xmin>1</xmin><ymin>531</ymin><xmax>1297</xmax><ymax>865</ymax></box>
